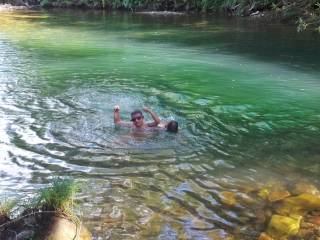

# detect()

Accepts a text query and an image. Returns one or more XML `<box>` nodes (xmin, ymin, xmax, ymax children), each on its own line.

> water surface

<box><xmin>0</xmin><ymin>9</ymin><xmax>320</xmax><ymax>239</ymax></box>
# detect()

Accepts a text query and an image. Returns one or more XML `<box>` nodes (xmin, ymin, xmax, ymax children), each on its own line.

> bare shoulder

<box><xmin>158</xmin><ymin>122</ymin><xmax>166</xmax><ymax>128</ymax></box>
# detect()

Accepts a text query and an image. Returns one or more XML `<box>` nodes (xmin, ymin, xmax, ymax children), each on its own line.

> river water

<box><xmin>0</xmin><ymin>9</ymin><xmax>320</xmax><ymax>239</ymax></box>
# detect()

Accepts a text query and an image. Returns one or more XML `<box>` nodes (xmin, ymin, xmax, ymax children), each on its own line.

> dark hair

<box><xmin>131</xmin><ymin>110</ymin><xmax>143</xmax><ymax>118</ymax></box>
<box><xmin>166</xmin><ymin>120</ymin><xmax>178</xmax><ymax>133</ymax></box>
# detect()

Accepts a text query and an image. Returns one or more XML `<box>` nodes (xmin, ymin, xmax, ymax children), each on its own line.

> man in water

<box><xmin>114</xmin><ymin>105</ymin><xmax>160</xmax><ymax>129</ymax></box>
<box><xmin>114</xmin><ymin>105</ymin><xmax>178</xmax><ymax>132</ymax></box>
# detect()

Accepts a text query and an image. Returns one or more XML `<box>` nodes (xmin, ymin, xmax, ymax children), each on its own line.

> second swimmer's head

<box><xmin>166</xmin><ymin>120</ymin><xmax>178</xmax><ymax>133</ymax></box>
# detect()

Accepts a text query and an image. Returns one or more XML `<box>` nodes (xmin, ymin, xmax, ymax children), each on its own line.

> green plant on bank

<box><xmin>40</xmin><ymin>0</ymin><xmax>77</xmax><ymax>7</ymax></box>
<box><xmin>296</xmin><ymin>14</ymin><xmax>320</xmax><ymax>32</ymax></box>
<box><xmin>37</xmin><ymin>178</ymin><xmax>79</xmax><ymax>217</ymax></box>
<box><xmin>271</xmin><ymin>2</ymin><xmax>280</xmax><ymax>10</ymax></box>
<box><xmin>296</xmin><ymin>17</ymin><xmax>308</xmax><ymax>32</ymax></box>
<box><xmin>199</xmin><ymin>0</ymin><xmax>277</xmax><ymax>15</ymax></box>
<box><xmin>0</xmin><ymin>199</ymin><xmax>16</xmax><ymax>217</ymax></box>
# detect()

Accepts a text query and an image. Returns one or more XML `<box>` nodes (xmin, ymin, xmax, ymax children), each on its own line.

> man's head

<box><xmin>166</xmin><ymin>120</ymin><xmax>178</xmax><ymax>133</ymax></box>
<box><xmin>131</xmin><ymin>110</ymin><xmax>144</xmax><ymax>128</ymax></box>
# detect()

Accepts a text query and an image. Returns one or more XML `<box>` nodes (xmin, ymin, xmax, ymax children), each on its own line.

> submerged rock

<box><xmin>220</xmin><ymin>191</ymin><xmax>237</xmax><ymax>206</ymax></box>
<box><xmin>308</xmin><ymin>216</ymin><xmax>320</xmax><ymax>225</ymax></box>
<box><xmin>138</xmin><ymin>213</ymin><xmax>164</xmax><ymax>238</ymax></box>
<box><xmin>276</xmin><ymin>194</ymin><xmax>320</xmax><ymax>215</ymax></box>
<box><xmin>258</xmin><ymin>232</ymin><xmax>274</xmax><ymax>240</ymax></box>
<box><xmin>206</xmin><ymin>229</ymin><xmax>234</xmax><ymax>240</ymax></box>
<box><xmin>237</xmin><ymin>192</ymin><xmax>257</xmax><ymax>205</ymax></box>
<box><xmin>16</xmin><ymin>230</ymin><xmax>35</xmax><ymax>239</ymax></box>
<box><xmin>292</xmin><ymin>182</ymin><xmax>320</xmax><ymax>196</ymax></box>
<box><xmin>268</xmin><ymin>191</ymin><xmax>291</xmax><ymax>202</ymax></box>
<box><xmin>254</xmin><ymin>209</ymin><xmax>272</xmax><ymax>226</ymax></box>
<box><xmin>266</xmin><ymin>214</ymin><xmax>302</xmax><ymax>239</ymax></box>
<box><xmin>258</xmin><ymin>188</ymin><xmax>270</xmax><ymax>200</ymax></box>
<box><xmin>109</xmin><ymin>206</ymin><xmax>122</xmax><ymax>219</ymax></box>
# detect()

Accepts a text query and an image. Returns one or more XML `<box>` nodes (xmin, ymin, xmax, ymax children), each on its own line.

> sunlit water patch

<box><xmin>1</xmin><ymin>9</ymin><xmax>320</xmax><ymax>239</ymax></box>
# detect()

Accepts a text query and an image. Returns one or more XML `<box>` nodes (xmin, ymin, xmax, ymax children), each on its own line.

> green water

<box><xmin>0</xmin><ymin>9</ymin><xmax>320</xmax><ymax>239</ymax></box>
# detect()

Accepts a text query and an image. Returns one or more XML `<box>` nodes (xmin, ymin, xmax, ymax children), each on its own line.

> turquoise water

<box><xmin>0</xmin><ymin>9</ymin><xmax>320</xmax><ymax>239</ymax></box>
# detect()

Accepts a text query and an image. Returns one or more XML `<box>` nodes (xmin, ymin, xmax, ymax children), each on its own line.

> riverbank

<box><xmin>0</xmin><ymin>179</ymin><xmax>91</xmax><ymax>240</ymax></box>
<box><xmin>1</xmin><ymin>0</ymin><xmax>319</xmax><ymax>32</ymax></box>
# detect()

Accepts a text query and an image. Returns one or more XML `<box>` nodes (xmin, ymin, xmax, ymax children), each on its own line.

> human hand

<box><xmin>114</xmin><ymin>105</ymin><xmax>120</xmax><ymax>112</ymax></box>
<box><xmin>143</xmin><ymin>107</ymin><xmax>151</xmax><ymax>112</ymax></box>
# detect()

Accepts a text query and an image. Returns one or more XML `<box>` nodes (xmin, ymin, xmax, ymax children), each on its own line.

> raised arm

<box><xmin>114</xmin><ymin>105</ymin><xmax>132</xmax><ymax>127</ymax></box>
<box><xmin>114</xmin><ymin>105</ymin><xmax>121</xmax><ymax>125</ymax></box>
<box><xmin>143</xmin><ymin>107</ymin><xmax>160</xmax><ymax>127</ymax></box>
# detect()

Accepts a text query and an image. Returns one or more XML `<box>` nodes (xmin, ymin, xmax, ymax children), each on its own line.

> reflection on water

<box><xmin>0</xmin><ymin>9</ymin><xmax>320</xmax><ymax>239</ymax></box>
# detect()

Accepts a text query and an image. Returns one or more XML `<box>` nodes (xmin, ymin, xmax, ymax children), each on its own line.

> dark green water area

<box><xmin>0</xmin><ymin>9</ymin><xmax>320</xmax><ymax>239</ymax></box>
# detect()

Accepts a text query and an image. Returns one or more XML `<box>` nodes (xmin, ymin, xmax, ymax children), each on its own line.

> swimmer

<box><xmin>114</xmin><ymin>105</ymin><xmax>160</xmax><ymax>129</ymax></box>
<box><xmin>159</xmin><ymin>120</ymin><xmax>179</xmax><ymax>133</ymax></box>
<box><xmin>146</xmin><ymin>109</ymin><xmax>178</xmax><ymax>133</ymax></box>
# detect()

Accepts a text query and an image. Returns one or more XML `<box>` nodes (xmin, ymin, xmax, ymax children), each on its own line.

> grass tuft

<box><xmin>0</xmin><ymin>199</ymin><xmax>16</xmax><ymax>217</ymax></box>
<box><xmin>37</xmin><ymin>178</ymin><xmax>79</xmax><ymax>217</ymax></box>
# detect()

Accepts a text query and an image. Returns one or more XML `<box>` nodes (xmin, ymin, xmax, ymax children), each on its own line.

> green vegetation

<box><xmin>0</xmin><ymin>179</ymin><xmax>79</xmax><ymax>219</ymax></box>
<box><xmin>36</xmin><ymin>179</ymin><xmax>79</xmax><ymax>216</ymax></box>
<box><xmin>0</xmin><ymin>199</ymin><xmax>16</xmax><ymax>218</ymax></box>
<box><xmin>295</xmin><ymin>2</ymin><xmax>320</xmax><ymax>32</ymax></box>
<box><xmin>2</xmin><ymin>0</ymin><xmax>319</xmax><ymax>31</ymax></box>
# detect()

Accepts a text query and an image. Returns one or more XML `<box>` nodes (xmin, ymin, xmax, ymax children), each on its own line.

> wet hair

<box><xmin>166</xmin><ymin>120</ymin><xmax>178</xmax><ymax>133</ymax></box>
<box><xmin>131</xmin><ymin>110</ymin><xmax>143</xmax><ymax>118</ymax></box>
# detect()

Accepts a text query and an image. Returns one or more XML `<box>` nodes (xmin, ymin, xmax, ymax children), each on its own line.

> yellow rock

<box><xmin>258</xmin><ymin>188</ymin><xmax>270</xmax><ymax>199</ymax></box>
<box><xmin>220</xmin><ymin>191</ymin><xmax>237</xmax><ymax>206</ymax></box>
<box><xmin>292</xmin><ymin>182</ymin><xmax>320</xmax><ymax>196</ymax></box>
<box><xmin>207</xmin><ymin>229</ymin><xmax>234</xmax><ymax>240</ymax></box>
<box><xmin>258</xmin><ymin>232</ymin><xmax>274</xmax><ymax>240</ymax></box>
<box><xmin>267</xmin><ymin>214</ymin><xmax>302</xmax><ymax>239</ymax></box>
<box><xmin>268</xmin><ymin>191</ymin><xmax>291</xmax><ymax>202</ymax></box>
<box><xmin>276</xmin><ymin>194</ymin><xmax>320</xmax><ymax>215</ymax></box>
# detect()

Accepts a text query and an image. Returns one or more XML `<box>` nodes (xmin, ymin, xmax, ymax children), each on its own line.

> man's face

<box><xmin>131</xmin><ymin>113</ymin><xmax>144</xmax><ymax>128</ymax></box>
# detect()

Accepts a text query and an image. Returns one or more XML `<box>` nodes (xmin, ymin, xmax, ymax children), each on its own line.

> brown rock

<box><xmin>268</xmin><ymin>191</ymin><xmax>291</xmax><ymax>202</ymax></box>
<box><xmin>308</xmin><ymin>216</ymin><xmax>320</xmax><ymax>226</ymax></box>
<box><xmin>258</xmin><ymin>232</ymin><xmax>274</xmax><ymax>240</ymax></box>
<box><xmin>46</xmin><ymin>216</ymin><xmax>92</xmax><ymax>240</ymax></box>
<box><xmin>0</xmin><ymin>215</ymin><xmax>10</xmax><ymax>225</ymax></box>
<box><xmin>296</xmin><ymin>228</ymin><xmax>317</xmax><ymax>239</ymax></box>
<box><xmin>220</xmin><ymin>191</ymin><xmax>237</xmax><ymax>206</ymax></box>
<box><xmin>255</xmin><ymin>210</ymin><xmax>268</xmax><ymax>226</ymax></box>
<box><xmin>300</xmin><ymin>221</ymin><xmax>315</xmax><ymax>228</ymax></box>
<box><xmin>206</xmin><ymin>229</ymin><xmax>234</xmax><ymax>239</ymax></box>
<box><xmin>237</xmin><ymin>192</ymin><xmax>257</xmax><ymax>205</ymax></box>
